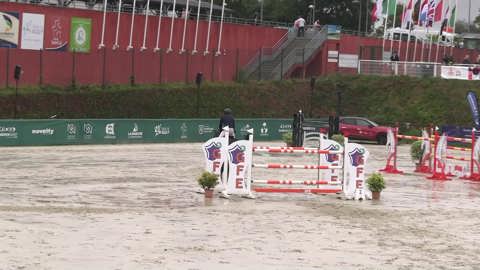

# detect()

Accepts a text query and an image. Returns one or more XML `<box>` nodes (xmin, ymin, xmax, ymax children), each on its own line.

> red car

<box><xmin>339</xmin><ymin>117</ymin><xmax>390</xmax><ymax>145</ymax></box>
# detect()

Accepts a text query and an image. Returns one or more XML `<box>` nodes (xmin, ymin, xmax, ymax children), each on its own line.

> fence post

<box><xmin>39</xmin><ymin>49</ymin><xmax>43</xmax><ymax>86</ymax></box>
<box><xmin>130</xmin><ymin>49</ymin><xmax>135</xmax><ymax>86</ymax></box>
<box><xmin>159</xmin><ymin>49</ymin><xmax>163</xmax><ymax>84</ymax></box>
<box><xmin>280</xmin><ymin>48</ymin><xmax>284</xmax><ymax>80</ymax></box>
<box><xmin>102</xmin><ymin>47</ymin><xmax>107</xmax><ymax>88</ymax></box>
<box><xmin>302</xmin><ymin>48</ymin><xmax>306</xmax><ymax>80</ymax></box>
<box><xmin>71</xmin><ymin>49</ymin><xmax>76</xmax><ymax>88</ymax></box>
<box><xmin>235</xmin><ymin>48</ymin><xmax>240</xmax><ymax>81</ymax></box>
<box><xmin>185</xmin><ymin>50</ymin><xmax>190</xmax><ymax>84</ymax></box>
<box><xmin>6</xmin><ymin>47</ymin><xmax>10</xmax><ymax>88</ymax></box>
<box><xmin>258</xmin><ymin>48</ymin><xmax>262</xmax><ymax>81</ymax></box>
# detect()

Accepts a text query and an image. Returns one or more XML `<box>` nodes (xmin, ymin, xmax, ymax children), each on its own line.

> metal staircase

<box><xmin>244</xmin><ymin>26</ymin><xmax>328</xmax><ymax>80</ymax></box>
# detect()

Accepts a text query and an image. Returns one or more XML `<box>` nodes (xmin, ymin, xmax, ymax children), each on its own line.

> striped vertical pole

<box><xmin>167</xmin><ymin>0</ymin><xmax>177</xmax><ymax>53</ymax></box>
<box><xmin>192</xmin><ymin>0</ymin><xmax>202</xmax><ymax>54</ymax></box>
<box><xmin>204</xmin><ymin>0</ymin><xmax>214</xmax><ymax>55</ymax></box>
<box><xmin>180</xmin><ymin>0</ymin><xmax>190</xmax><ymax>54</ymax></box>
<box><xmin>113</xmin><ymin>0</ymin><xmax>122</xmax><ymax>50</ymax></box>
<box><xmin>127</xmin><ymin>0</ymin><xmax>137</xmax><ymax>50</ymax></box>
<box><xmin>154</xmin><ymin>0</ymin><xmax>164</xmax><ymax>52</ymax></box>
<box><xmin>398</xmin><ymin>1</ymin><xmax>405</xmax><ymax>60</ymax></box>
<box><xmin>215</xmin><ymin>0</ymin><xmax>226</xmax><ymax>56</ymax></box>
<box><xmin>98</xmin><ymin>0</ymin><xmax>107</xmax><ymax>49</ymax></box>
<box><xmin>141</xmin><ymin>0</ymin><xmax>151</xmax><ymax>51</ymax></box>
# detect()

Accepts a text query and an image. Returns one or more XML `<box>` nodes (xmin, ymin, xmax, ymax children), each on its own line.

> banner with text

<box><xmin>441</xmin><ymin>66</ymin><xmax>480</xmax><ymax>80</ymax></box>
<box><xmin>0</xmin><ymin>119</ymin><xmax>292</xmax><ymax>146</ymax></box>
<box><xmin>44</xmin><ymin>15</ymin><xmax>69</xmax><ymax>51</ymax></box>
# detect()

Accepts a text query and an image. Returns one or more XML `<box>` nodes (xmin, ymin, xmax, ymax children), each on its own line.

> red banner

<box><xmin>44</xmin><ymin>15</ymin><xmax>69</xmax><ymax>51</ymax></box>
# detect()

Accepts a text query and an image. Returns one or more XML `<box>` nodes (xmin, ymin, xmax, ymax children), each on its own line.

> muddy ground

<box><xmin>0</xmin><ymin>142</ymin><xmax>479</xmax><ymax>270</ymax></box>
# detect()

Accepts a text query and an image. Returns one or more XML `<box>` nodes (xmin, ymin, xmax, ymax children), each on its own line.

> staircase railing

<box><xmin>270</xmin><ymin>26</ymin><xmax>328</xmax><ymax>79</ymax></box>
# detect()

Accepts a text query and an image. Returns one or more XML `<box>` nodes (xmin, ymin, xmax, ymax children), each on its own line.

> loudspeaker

<box><xmin>195</xmin><ymin>72</ymin><xmax>203</xmax><ymax>87</ymax></box>
<box><xmin>14</xmin><ymin>65</ymin><xmax>22</xmax><ymax>80</ymax></box>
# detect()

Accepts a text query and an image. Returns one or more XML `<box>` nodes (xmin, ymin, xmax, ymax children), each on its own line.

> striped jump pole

<box><xmin>253</xmin><ymin>147</ymin><xmax>343</xmax><ymax>155</ymax></box>
<box><xmin>252</xmin><ymin>164</ymin><xmax>342</xmax><ymax>170</ymax></box>
<box><xmin>253</xmin><ymin>180</ymin><xmax>340</xmax><ymax>185</ymax></box>
<box><xmin>415</xmin><ymin>129</ymin><xmax>433</xmax><ymax>174</ymax></box>
<box><xmin>253</xmin><ymin>187</ymin><xmax>343</xmax><ymax>194</ymax></box>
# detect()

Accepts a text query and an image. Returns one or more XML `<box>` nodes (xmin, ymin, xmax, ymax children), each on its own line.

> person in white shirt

<box><xmin>294</xmin><ymin>16</ymin><xmax>306</xmax><ymax>37</ymax></box>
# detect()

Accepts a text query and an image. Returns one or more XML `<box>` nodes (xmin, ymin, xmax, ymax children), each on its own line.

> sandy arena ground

<box><xmin>1</xmin><ymin>142</ymin><xmax>480</xmax><ymax>270</ymax></box>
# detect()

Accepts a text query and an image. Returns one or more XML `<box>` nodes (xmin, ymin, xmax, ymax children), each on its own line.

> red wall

<box><xmin>0</xmin><ymin>3</ymin><xmax>286</xmax><ymax>86</ymax></box>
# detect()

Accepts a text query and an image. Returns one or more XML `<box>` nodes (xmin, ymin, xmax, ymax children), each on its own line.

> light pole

<box><xmin>259</xmin><ymin>0</ymin><xmax>263</xmax><ymax>23</ymax></box>
<box><xmin>308</xmin><ymin>4</ymin><xmax>314</xmax><ymax>25</ymax></box>
<box><xmin>353</xmin><ymin>0</ymin><xmax>361</xmax><ymax>34</ymax></box>
<box><xmin>468</xmin><ymin>0</ymin><xmax>472</xmax><ymax>32</ymax></box>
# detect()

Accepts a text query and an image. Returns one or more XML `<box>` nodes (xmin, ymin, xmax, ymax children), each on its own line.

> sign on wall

<box><xmin>21</xmin><ymin>13</ymin><xmax>45</xmax><ymax>50</ymax></box>
<box><xmin>339</xmin><ymin>54</ymin><xmax>359</xmax><ymax>69</ymax></box>
<box><xmin>441</xmin><ymin>66</ymin><xmax>480</xmax><ymax>81</ymax></box>
<box><xmin>0</xmin><ymin>12</ymin><xmax>20</xmax><ymax>48</ymax></box>
<box><xmin>70</xmin><ymin>17</ymin><xmax>91</xmax><ymax>53</ymax></box>
<box><xmin>44</xmin><ymin>15</ymin><xmax>69</xmax><ymax>51</ymax></box>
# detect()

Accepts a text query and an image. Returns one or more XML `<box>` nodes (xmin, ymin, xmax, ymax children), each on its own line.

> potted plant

<box><xmin>197</xmin><ymin>172</ymin><xmax>219</xmax><ymax>198</ymax></box>
<box><xmin>366</xmin><ymin>173</ymin><xmax>386</xmax><ymax>200</ymax></box>
<box><xmin>410</xmin><ymin>140</ymin><xmax>423</xmax><ymax>167</ymax></box>
<box><xmin>282</xmin><ymin>132</ymin><xmax>293</xmax><ymax>147</ymax></box>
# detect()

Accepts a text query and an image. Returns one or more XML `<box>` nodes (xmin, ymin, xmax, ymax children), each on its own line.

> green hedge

<box><xmin>1</xmin><ymin>75</ymin><xmax>479</xmax><ymax>129</ymax></box>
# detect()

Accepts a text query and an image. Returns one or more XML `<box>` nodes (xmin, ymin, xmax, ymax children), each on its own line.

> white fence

<box><xmin>358</xmin><ymin>60</ymin><xmax>442</xmax><ymax>78</ymax></box>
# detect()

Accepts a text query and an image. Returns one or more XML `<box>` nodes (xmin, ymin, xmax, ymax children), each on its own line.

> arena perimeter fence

<box><xmin>0</xmin><ymin>119</ymin><xmax>293</xmax><ymax>146</ymax></box>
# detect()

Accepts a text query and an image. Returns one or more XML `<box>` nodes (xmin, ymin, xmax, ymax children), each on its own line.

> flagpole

<box><xmin>98</xmin><ymin>0</ymin><xmax>107</xmax><ymax>49</ymax></box>
<box><xmin>215</xmin><ymin>0</ymin><xmax>226</xmax><ymax>56</ymax></box>
<box><xmin>428</xmin><ymin>0</ymin><xmax>437</xmax><ymax>62</ymax></box>
<box><xmin>382</xmin><ymin>0</ymin><xmax>391</xmax><ymax>59</ymax></box>
<box><xmin>398</xmin><ymin>1</ymin><xmax>405</xmax><ymax>60</ymax></box>
<box><xmin>141</xmin><ymin>0</ymin><xmax>151</xmax><ymax>51</ymax></box>
<box><xmin>167</xmin><ymin>0</ymin><xmax>176</xmax><ymax>53</ymax></box>
<box><xmin>406</xmin><ymin>0</ymin><xmax>417</xmax><ymax>62</ymax></box>
<box><xmin>127</xmin><ymin>0</ymin><xmax>136</xmax><ymax>50</ymax></box>
<box><xmin>435</xmin><ymin>0</ymin><xmax>445</xmax><ymax>63</ymax></box>
<box><xmin>180</xmin><ymin>0</ymin><xmax>190</xmax><ymax>54</ymax></box>
<box><xmin>113</xmin><ymin>0</ymin><xmax>122</xmax><ymax>50</ymax></box>
<box><xmin>390</xmin><ymin>0</ymin><xmax>398</xmax><ymax>55</ymax></box>
<box><xmin>450</xmin><ymin>0</ymin><xmax>457</xmax><ymax>55</ymax></box>
<box><xmin>192</xmin><ymin>0</ymin><xmax>202</xmax><ymax>54</ymax></box>
<box><xmin>413</xmin><ymin>0</ymin><xmax>420</xmax><ymax>61</ymax></box>
<box><xmin>154</xmin><ymin>0</ymin><xmax>164</xmax><ymax>52</ymax></box>
<box><xmin>204</xmin><ymin>0</ymin><xmax>214</xmax><ymax>55</ymax></box>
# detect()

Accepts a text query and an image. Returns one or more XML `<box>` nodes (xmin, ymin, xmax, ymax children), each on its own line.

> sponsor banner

<box><xmin>0</xmin><ymin>119</ymin><xmax>292</xmax><ymax>146</ymax></box>
<box><xmin>21</xmin><ymin>13</ymin><xmax>45</xmax><ymax>50</ymax></box>
<box><xmin>44</xmin><ymin>15</ymin><xmax>69</xmax><ymax>51</ymax></box>
<box><xmin>0</xmin><ymin>12</ymin><xmax>20</xmax><ymax>48</ymax></box>
<box><xmin>339</xmin><ymin>54</ymin><xmax>359</xmax><ymax>69</ymax></box>
<box><xmin>70</xmin><ymin>17</ymin><xmax>91</xmax><ymax>53</ymax></box>
<box><xmin>441</xmin><ymin>66</ymin><xmax>480</xmax><ymax>80</ymax></box>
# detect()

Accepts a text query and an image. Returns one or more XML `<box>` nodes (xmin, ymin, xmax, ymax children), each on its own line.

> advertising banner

<box><xmin>0</xmin><ymin>12</ymin><xmax>20</xmax><ymax>48</ymax></box>
<box><xmin>441</xmin><ymin>66</ymin><xmax>480</xmax><ymax>80</ymax></box>
<box><xmin>70</xmin><ymin>17</ymin><xmax>91</xmax><ymax>53</ymax></box>
<box><xmin>44</xmin><ymin>15</ymin><xmax>69</xmax><ymax>51</ymax></box>
<box><xmin>21</xmin><ymin>13</ymin><xmax>45</xmax><ymax>50</ymax></box>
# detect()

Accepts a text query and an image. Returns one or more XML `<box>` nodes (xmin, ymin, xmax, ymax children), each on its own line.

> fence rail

<box><xmin>358</xmin><ymin>60</ymin><xmax>443</xmax><ymax>78</ymax></box>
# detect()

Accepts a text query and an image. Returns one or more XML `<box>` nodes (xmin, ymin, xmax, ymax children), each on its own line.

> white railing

<box><xmin>358</xmin><ymin>60</ymin><xmax>443</xmax><ymax>78</ymax></box>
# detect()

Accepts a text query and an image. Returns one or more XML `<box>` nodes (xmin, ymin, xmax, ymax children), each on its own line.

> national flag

<box><xmin>382</xmin><ymin>0</ymin><xmax>396</xmax><ymax>16</ymax></box>
<box><xmin>419</xmin><ymin>0</ymin><xmax>429</xmax><ymax>25</ymax></box>
<box><xmin>434</xmin><ymin>0</ymin><xmax>443</xmax><ymax>22</ymax></box>
<box><xmin>427</xmin><ymin>0</ymin><xmax>436</xmax><ymax>26</ymax></box>
<box><xmin>439</xmin><ymin>3</ymin><xmax>449</xmax><ymax>35</ymax></box>
<box><xmin>402</xmin><ymin>0</ymin><xmax>417</xmax><ymax>29</ymax></box>
<box><xmin>447</xmin><ymin>4</ymin><xmax>456</xmax><ymax>32</ymax></box>
<box><xmin>371</xmin><ymin>0</ymin><xmax>383</xmax><ymax>22</ymax></box>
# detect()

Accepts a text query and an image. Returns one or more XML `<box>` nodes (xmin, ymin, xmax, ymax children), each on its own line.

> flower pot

<box><xmin>204</xmin><ymin>189</ymin><xmax>214</xmax><ymax>198</ymax></box>
<box><xmin>371</xmin><ymin>191</ymin><xmax>381</xmax><ymax>200</ymax></box>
